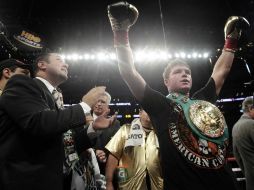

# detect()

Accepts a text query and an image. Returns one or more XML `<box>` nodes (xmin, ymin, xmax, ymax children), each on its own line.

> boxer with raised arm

<box><xmin>107</xmin><ymin>2</ymin><xmax>249</xmax><ymax>190</ymax></box>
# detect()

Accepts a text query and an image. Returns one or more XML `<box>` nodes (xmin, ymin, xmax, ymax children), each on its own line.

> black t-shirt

<box><xmin>141</xmin><ymin>78</ymin><xmax>238</xmax><ymax>190</ymax></box>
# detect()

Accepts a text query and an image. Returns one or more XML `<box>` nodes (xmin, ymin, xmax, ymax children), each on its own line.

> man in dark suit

<box><xmin>232</xmin><ymin>96</ymin><xmax>254</xmax><ymax>190</ymax></box>
<box><xmin>70</xmin><ymin>92</ymin><xmax>119</xmax><ymax>190</ymax></box>
<box><xmin>0</xmin><ymin>53</ymin><xmax>108</xmax><ymax>190</ymax></box>
<box><xmin>92</xmin><ymin>92</ymin><xmax>120</xmax><ymax>174</ymax></box>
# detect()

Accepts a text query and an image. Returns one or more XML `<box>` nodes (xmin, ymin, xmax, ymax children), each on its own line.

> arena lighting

<box><xmin>192</xmin><ymin>52</ymin><xmax>198</xmax><ymax>58</ymax></box>
<box><xmin>83</xmin><ymin>54</ymin><xmax>90</xmax><ymax>60</ymax></box>
<box><xmin>180</xmin><ymin>52</ymin><xmax>186</xmax><ymax>59</ymax></box>
<box><xmin>109</xmin><ymin>53</ymin><xmax>117</xmax><ymax>60</ymax></box>
<box><xmin>203</xmin><ymin>52</ymin><xmax>209</xmax><ymax>58</ymax></box>
<box><xmin>109</xmin><ymin>102</ymin><xmax>131</xmax><ymax>106</ymax></box>
<box><xmin>64</xmin><ymin>97</ymin><xmax>246</xmax><ymax>108</ymax></box>
<box><xmin>60</xmin><ymin>50</ymin><xmax>210</xmax><ymax>63</ymax></box>
<box><xmin>96</xmin><ymin>52</ymin><xmax>108</xmax><ymax>61</ymax></box>
<box><xmin>216</xmin><ymin>97</ymin><xmax>245</xmax><ymax>103</ymax></box>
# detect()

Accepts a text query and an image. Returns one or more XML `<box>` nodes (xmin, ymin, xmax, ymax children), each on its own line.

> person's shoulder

<box><xmin>9</xmin><ymin>74</ymin><xmax>32</xmax><ymax>82</ymax></box>
<box><xmin>113</xmin><ymin>119</ymin><xmax>121</xmax><ymax>127</ymax></box>
<box><xmin>5</xmin><ymin>75</ymin><xmax>43</xmax><ymax>95</ymax></box>
<box><xmin>121</xmin><ymin>123</ymin><xmax>131</xmax><ymax>131</ymax></box>
<box><xmin>233</xmin><ymin>116</ymin><xmax>254</xmax><ymax>130</ymax></box>
<box><xmin>143</xmin><ymin>84</ymin><xmax>167</xmax><ymax>102</ymax></box>
<box><xmin>6</xmin><ymin>74</ymin><xmax>34</xmax><ymax>88</ymax></box>
<box><xmin>113</xmin><ymin>124</ymin><xmax>131</xmax><ymax>139</ymax></box>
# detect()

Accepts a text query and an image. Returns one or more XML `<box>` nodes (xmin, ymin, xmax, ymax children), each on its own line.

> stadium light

<box><xmin>61</xmin><ymin>49</ymin><xmax>210</xmax><ymax>63</ymax></box>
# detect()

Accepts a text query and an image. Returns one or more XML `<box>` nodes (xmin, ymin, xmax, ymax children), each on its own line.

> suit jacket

<box><xmin>0</xmin><ymin>75</ymin><xmax>88</xmax><ymax>190</ymax></box>
<box><xmin>232</xmin><ymin>113</ymin><xmax>254</xmax><ymax>190</ymax></box>
<box><xmin>94</xmin><ymin>119</ymin><xmax>120</xmax><ymax>175</ymax></box>
<box><xmin>94</xmin><ymin>120</ymin><xmax>120</xmax><ymax>150</ymax></box>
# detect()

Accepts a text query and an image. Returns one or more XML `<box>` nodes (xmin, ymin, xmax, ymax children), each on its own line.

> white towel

<box><xmin>124</xmin><ymin>118</ymin><xmax>160</xmax><ymax>150</ymax></box>
<box><xmin>124</xmin><ymin>119</ymin><xmax>144</xmax><ymax>149</ymax></box>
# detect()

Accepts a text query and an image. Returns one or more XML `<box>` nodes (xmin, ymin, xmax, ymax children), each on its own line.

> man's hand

<box><xmin>96</xmin><ymin>149</ymin><xmax>107</xmax><ymax>163</ymax></box>
<box><xmin>82</xmin><ymin>86</ymin><xmax>106</xmax><ymax>108</ymax></box>
<box><xmin>85</xmin><ymin>114</ymin><xmax>94</xmax><ymax>124</ymax></box>
<box><xmin>92</xmin><ymin>110</ymin><xmax>117</xmax><ymax>130</ymax></box>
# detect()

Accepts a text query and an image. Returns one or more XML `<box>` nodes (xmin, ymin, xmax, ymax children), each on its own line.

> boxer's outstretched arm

<box><xmin>212</xmin><ymin>16</ymin><xmax>250</xmax><ymax>95</ymax></box>
<box><xmin>116</xmin><ymin>46</ymin><xmax>146</xmax><ymax>101</ymax></box>
<box><xmin>108</xmin><ymin>2</ymin><xmax>146</xmax><ymax>101</ymax></box>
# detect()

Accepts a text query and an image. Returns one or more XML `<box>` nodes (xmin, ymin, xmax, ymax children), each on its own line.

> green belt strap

<box><xmin>166</xmin><ymin>93</ymin><xmax>228</xmax><ymax>146</ymax></box>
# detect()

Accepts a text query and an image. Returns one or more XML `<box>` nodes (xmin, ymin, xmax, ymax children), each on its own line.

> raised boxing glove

<box><xmin>108</xmin><ymin>1</ymin><xmax>138</xmax><ymax>31</ymax></box>
<box><xmin>108</xmin><ymin>1</ymin><xmax>138</xmax><ymax>47</ymax></box>
<box><xmin>224</xmin><ymin>16</ymin><xmax>250</xmax><ymax>52</ymax></box>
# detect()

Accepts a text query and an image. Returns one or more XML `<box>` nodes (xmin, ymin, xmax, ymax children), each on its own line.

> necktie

<box><xmin>52</xmin><ymin>89</ymin><xmax>79</xmax><ymax>174</ymax></box>
<box><xmin>52</xmin><ymin>89</ymin><xmax>64</xmax><ymax>109</ymax></box>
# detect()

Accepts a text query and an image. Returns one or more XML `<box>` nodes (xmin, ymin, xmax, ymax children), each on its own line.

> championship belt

<box><xmin>166</xmin><ymin>93</ymin><xmax>228</xmax><ymax>145</ymax></box>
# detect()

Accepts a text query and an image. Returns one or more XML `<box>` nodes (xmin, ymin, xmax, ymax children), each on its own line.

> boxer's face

<box><xmin>164</xmin><ymin>65</ymin><xmax>192</xmax><ymax>94</ymax></box>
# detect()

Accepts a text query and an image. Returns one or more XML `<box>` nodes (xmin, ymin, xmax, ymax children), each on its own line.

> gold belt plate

<box><xmin>189</xmin><ymin>100</ymin><xmax>225</xmax><ymax>138</ymax></box>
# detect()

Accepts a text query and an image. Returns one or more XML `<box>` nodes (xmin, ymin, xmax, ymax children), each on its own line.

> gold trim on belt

<box><xmin>189</xmin><ymin>100</ymin><xmax>225</xmax><ymax>138</ymax></box>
